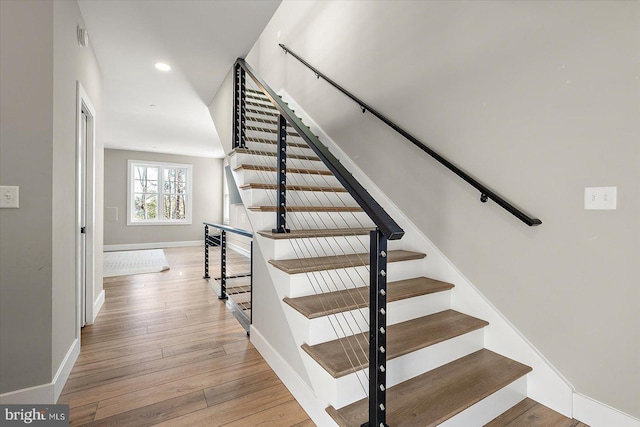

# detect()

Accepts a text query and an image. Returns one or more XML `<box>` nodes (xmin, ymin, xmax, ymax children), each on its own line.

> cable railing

<box><xmin>234</xmin><ymin>58</ymin><xmax>397</xmax><ymax>426</ymax></box>
<box><xmin>278</xmin><ymin>43</ymin><xmax>542</xmax><ymax>227</ymax></box>
<box><xmin>203</xmin><ymin>222</ymin><xmax>253</xmax><ymax>333</ymax></box>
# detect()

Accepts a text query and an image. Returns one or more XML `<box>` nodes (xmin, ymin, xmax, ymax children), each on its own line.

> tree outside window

<box><xmin>128</xmin><ymin>160</ymin><xmax>192</xmax><ymax>225</ymax></box>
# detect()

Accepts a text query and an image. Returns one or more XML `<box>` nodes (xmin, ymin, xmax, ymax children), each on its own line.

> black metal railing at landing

<box><xmin>203</xmin><ymin>222</ymin><xmax>253</xmax><ymax>333</ymax></box>
<box><xmin>278</xmin><ymin>43</ymin><xmax>542</xmax><ymax>227</ymax></box>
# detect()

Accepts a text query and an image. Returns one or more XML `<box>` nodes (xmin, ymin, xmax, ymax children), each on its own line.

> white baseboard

<box><xmin>228</xmin><ymin>241</ymin><xmax>251</xmax><ymax>258</ymax></box>
<box><xmin>0</xmin><ymin>383</ymin><xmax>53</xmax><ymax>405</ymax></box>
<box><xmin>89</xmin><ymin>289</ymin><xmax>105</xmax><ymax>325</ymax></box>
<box><xmin>250</xmin><ymin>326</ymin><xmax>337</xmax><ymax>427</ymax></box>
<box><xmin>53</xmin><ymin>339</ymin><xmax>80</xmax><ymax>402</ymax></box>
<box><xmin>104</xmin><ymin>240</ymin><xmax>202</xmax><ymax>252</ymax></box>
<box><xmin>573</xmin><ymin>393</ymin><xmax>640</xmax><ymax>427</ymax></box>
<box><xmin>0</xmin><ymin>339</ymin><xmax>79</xmax><ymax>404</ymax></box>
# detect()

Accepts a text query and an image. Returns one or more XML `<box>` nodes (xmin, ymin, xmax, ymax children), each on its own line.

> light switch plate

<box><xmin>0</xmin><ymin>186</ymin><xmax>19</xmax><ymax>208</ymax></box>
<box><xmin>584</xmin><ymin>186</ymin><xmax>617</xmax><ymax>210</ymax></box>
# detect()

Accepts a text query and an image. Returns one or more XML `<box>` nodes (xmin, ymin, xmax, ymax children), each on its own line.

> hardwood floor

<box><xmin>59</xmin><ymin>245</ymin><xmax>586</xmax><ymax>427</ymax></box>
<box><xmin>59</xmin><ymin>246</ymin><xmax>312</xmax><ymax>426</ymax></box>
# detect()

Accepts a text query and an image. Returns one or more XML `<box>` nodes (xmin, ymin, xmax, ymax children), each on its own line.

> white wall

<box><xmin>0</xmin><ymin>0</ymin><xmax>55</xmax><ymax>395</ymax></box>
<box><xmin>0</xmin><ymin>0</ymin><xmax>103</xmax><ymax>399</ymax></box>
<box><xmin>103</xmin><ymin>149</ymin><xmax>223</xmax><ymax>246</ymax></box>
<box><xmin>209</xmin><ymin>68</ymin><xmax>235</xmax><ymax>156</ymax></box>
<box><xmin>52</xmin><ymin>0</ymin><xmax>104</xmax><ymax>378</ymax></box>
<box><xmin>245</xmin><ymin>0</ymin><xmax>640</xmax><ymax>419</ymax></box>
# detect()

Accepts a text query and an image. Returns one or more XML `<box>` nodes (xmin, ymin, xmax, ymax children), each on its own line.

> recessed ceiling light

<box><xmin>155</xmin><ymin>62</ymin><xmax>171</xmax><ymax>71</ymax></box>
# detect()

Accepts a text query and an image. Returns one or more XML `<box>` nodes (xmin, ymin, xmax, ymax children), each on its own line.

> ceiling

<box><xmin>78</xmin><ymin>0</ymin><xmax>281</xmax><ymax>158</ymax></box>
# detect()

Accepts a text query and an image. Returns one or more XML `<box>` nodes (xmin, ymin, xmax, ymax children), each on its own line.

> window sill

<box><xmin>127</xmin><ymin>220</ymin><xmax>192</xmax><ymax>226</ymax></box>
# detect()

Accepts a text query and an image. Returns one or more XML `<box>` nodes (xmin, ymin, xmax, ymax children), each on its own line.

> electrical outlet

<box><xmin>0</xmin><ymin>186</ymin><xmax>19</xmax><ymax>208</ymax></box>
<box><xmin>584</xmin><ymin>186</ymin><xmax>617</xmax><ymax>210</ymax></box>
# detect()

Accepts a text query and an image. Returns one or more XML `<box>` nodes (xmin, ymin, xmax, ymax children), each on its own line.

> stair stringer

<box><xmin>278</xmin><ymin>90</ymin><xmax>575</xmax><ymax>418</ymax></box>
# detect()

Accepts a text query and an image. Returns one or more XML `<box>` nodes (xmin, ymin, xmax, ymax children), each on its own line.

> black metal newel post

<box><xmin>203</xmin><ymin>225</ymin><xmax>210</xmax><ymax>279</ymax></box>
<box><xmin>273</xmin><ymin>114</ymin><xmax>290</xmax><ymax>233</ymax></box>
<box><xmin>219</xmin><ymin>230</ymin><xmax>228</xmax><ymax>300</ymax></box>
<box><xmin>363</xmin><ymin>229</ymin><xmax>389</xmax><ymax>427</ymax></box>
<box><xmin>233</xmin><ymin>63</ymin><xmax>246</xmax><ymax>149</ymax></box>
<box><xmin>249</xmin><ymin>240</ymin><xmax>254</xmax><ymax>334</ymax></box>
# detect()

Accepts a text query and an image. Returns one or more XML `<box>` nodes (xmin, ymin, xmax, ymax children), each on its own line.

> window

<box><xmin>127</xmin><ymin>160</ymin><xmax>192</xmax><ymax>225</ymax></box>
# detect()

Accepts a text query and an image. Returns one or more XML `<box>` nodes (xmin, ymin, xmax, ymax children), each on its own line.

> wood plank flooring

<box><xmin>59</xmin><ymin>246</ymin><xmax>311</xmax><ymax>427</ymax></box>
<box><xmin>59</xmin><ymin>245</ymin><xmax>586</xmax><ymax>427</ymax></box>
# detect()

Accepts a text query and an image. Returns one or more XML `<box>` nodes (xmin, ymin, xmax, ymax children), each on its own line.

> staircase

<box><xmin>228</xmin><ymin>79</ymin><xmax>537</xmax><ymax>426</ymax></box>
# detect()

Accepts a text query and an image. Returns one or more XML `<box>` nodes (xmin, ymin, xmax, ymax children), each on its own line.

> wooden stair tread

<box><xmin>234</xmin><ymin>148</ymin><xmax>319</xmax><ymax>161</ymax></box>
<box><xmin>234</xmin><ymin>164</ymin><xmax>334</xmax><ymax>176</ymax></box>
<box><xmin>245</xmin><ymin>135</ymin><xmax>309</xmax><ymax>148</ymax></box>
<box><xmin>284</xmin><ymin>277</ymin><xmax>454</xmax><ymax>319</ymax></box>
<box><xmin>258</xmin><ymin>228</ymin><xmax>372</xmax><ymax>239</ymax></box>
<box><xmin>303</xmin><ymin>310</ymin><xmax>488</xmax><ymax>378</ymax></box>
<box><xmin>269</xmin><ymin>250</ymin><xmax>425</xmax><ymax>274</ymax></box>
<box><xmin>245</xmin><ymin>99</ymin><xmax>278</xmax><ymax>109</ymax></box>
<box><xmin>245</xmin><ymin>106</ymin><xmax>278</xmax><ymax>118</ymax></box>
<box><xmin>245</xmin><ymin>123</ymin><xmax>300</xmax><ymax>137</ymax></box>
<box><xmin>327</xmin><ymin>349</ymin><xmax>532</xmax><ymax>427</ymax></box>
<box><xmin>245</xmin><ymin>116</ymin><xmax>299</xmax><ymax>128</ymax></box>
<box><xmin>248</xmin><ymin>205</ymin><xmax>363</xmax><ymax>213</ymax></box>
<box><xmin>485</xmin><ymin>398</ymin><xmax>587</xmax><ymax>427</ymax></box>
<box><xmin>240</xmin><ymin>183</ymin><xmax>347</xmax><ymax>193</ymax></box>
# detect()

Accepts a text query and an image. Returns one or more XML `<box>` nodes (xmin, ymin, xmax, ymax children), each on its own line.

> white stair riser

<box><xmin>242</xmin><ymin>141</ymin><xmax>316</xmax><ymax>156</ymax></box>
<box><xmin>302</xmin><ymin>329</ymin><xmax>485</xmax><ymax>409</ymax></box>
<box><xmin>284</xmin><ymin>259</ymin><xmax>426</xmax><ymax>298</ymax></box>
<box><xmin>270</xmin><ymin>235</ymin><xmax>405</xmax><ymax>260</ymax></box>
<box><xmin>440</xmin><ymin>376</ymin><xmax>528</xmax><ymax>427</ymax></box>
<box><xmin>232</xmin><ymin>153</ymin><xmax>326</xmax><ymax>171</ymax></box>
<box><xmin>247</xmin><ymin>211</ymin><xmax>375</xmax><ymax>236</ymax></box>
<box><xmin>291</xmin><ymin>291</ymin><xmax>452</xmax><ymax>346</ymax></box>
<box><xmin>245</xmin><ymin>99</ymin><xmax>277</xmax><ymax>110</ymax></box>
<box><xmin>243</xmin><ymin>129</ymin><xmax>302</xmax><ymax>143</ymax></box>
<box><xmin>241</xmin><ymin>188</ymin><xmax>358</xmax><ymax>209</ymax></box>
<box><xmin>233</xmin><ymin>168</ymin><xmax>342</xmax><ymax>188</ymax></box>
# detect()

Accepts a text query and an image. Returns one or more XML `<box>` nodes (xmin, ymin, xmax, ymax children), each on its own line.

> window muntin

<box><xmin>128</xmin><ymin>160</ymin><xmax>192</xmax><ymax>225</ymax></box>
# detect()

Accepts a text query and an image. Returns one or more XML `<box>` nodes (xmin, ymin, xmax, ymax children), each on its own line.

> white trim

<box><xmin>76</xmin><ymin>81</ymin><xmax>96</xmax><ymax>329</ymax></box>
<box><xmin>104</xmin><ymin>240</ymin><xmax>202</xmax><ymax>252</ymax></box>
<box><xmin>228</xmin><ymin>241</ymin><xmax>251</xmax><ymax>258</ymax></box>
<box><xmin>573</xmin><ymin>393</ymin><xmax>640</xmax><ymax>427</ymax></box>
<box><xmin>88</xmin><ymin>290</ymin><xmax>105</xmax><ymax>325</ymax></box>
<box><xmin>127</xmin><ymin>159</ymin><xmax>193</xmax><ymax>225</ymax></box>
<box><xmin>250</xmin><ymin>326</ymin><xmax>337</xmax><ymax>427</ymax></box>
<box><xmin>0</xmin><ymin>340</ymin><xmax>80</xmax><ymax>404</ymax></box>
<box><xmin>0</xmin><ymin>383</ymin><xmax>53</xmax><ymax>405</ymax></box>
<box><xmin>52</xmin><ymin>339</ymin><xmax>80</xmax><ymax>401</ymax></box>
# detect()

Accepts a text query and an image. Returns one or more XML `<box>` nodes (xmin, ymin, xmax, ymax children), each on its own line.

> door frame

<box><xmin>76</xmin><ymin>81</ymin><xmax>96</xmax><ymax>330</ymax></box>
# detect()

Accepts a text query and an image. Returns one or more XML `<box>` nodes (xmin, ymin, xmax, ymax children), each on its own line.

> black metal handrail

<box><xmin>235</xmin><ymin>58</ymin><xmax>405</xmax><ymax>240</ymax></box>
<box><xmin>203</xmin><ymin>222</ymin><xmax>253</xmax><ymax>239</ymax></box>
<box><xmin>278</xmin><ymin>44</ymin><xmax>542</xmax><ymax>227</ymax></box>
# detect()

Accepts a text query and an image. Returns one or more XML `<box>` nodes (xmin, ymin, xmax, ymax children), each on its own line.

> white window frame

<box><xmin>127</xmin><ymin>159</ymin><xmax>193</xmax><ymax>225</ymax></box>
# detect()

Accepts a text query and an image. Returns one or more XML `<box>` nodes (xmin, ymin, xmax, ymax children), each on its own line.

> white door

<box><xmin>77</xmin><ymin>82</ymin><xmax>95</xmax><ymax>331</ymax></box>
<box><xmin>80</xmin><ymin>109</ymin><xmax>88</xmax><ymax>326</ymax></box>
